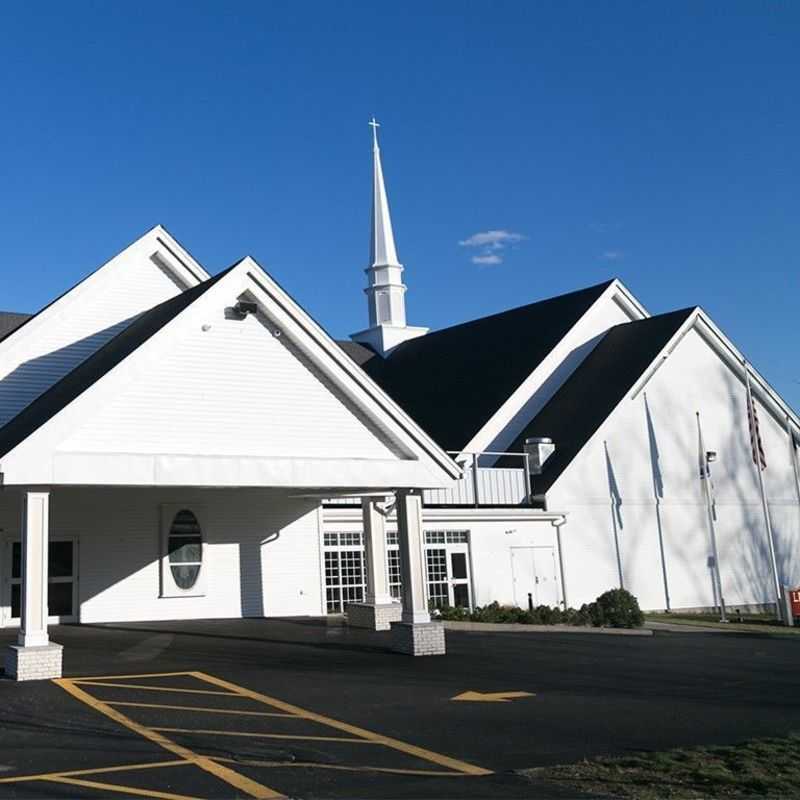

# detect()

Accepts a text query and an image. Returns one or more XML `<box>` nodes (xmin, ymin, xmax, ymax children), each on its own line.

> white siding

<box><xmin>60</xmin><ymin>307</ymin><xmax>401</xmax><ymax>460</ymax></box>
<box><xmin>0</xmin><ymin>254</ymin><xmax>186</xmax><ymax>426</ymax></box>
<box><xmin>0</xmin><ymin>488</ymin><xmax>323</xmax><ymax>625</ymax></box>
<box><xmin>549</xmin><ymin>327</ymin><xmax>800</xmax><ymax>610</ymax></box>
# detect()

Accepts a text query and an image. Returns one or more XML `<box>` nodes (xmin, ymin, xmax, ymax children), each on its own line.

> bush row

<box><xmin>434</xmin><ymin>588</ymin><xmax>645</xmax><ymax>629</ymax></box>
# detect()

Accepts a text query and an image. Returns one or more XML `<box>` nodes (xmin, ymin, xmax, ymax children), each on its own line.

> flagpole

<box><xmin>744</xmin><ymin>362</ymin><xmax>783</xmax><ymax>619</ymax></box>
<box><xmin>697</xmin><ymin>413</ymin><xmax>726</xmax><ymax>621</ymax></box>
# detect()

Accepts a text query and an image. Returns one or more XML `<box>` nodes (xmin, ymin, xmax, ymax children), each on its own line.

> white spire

<box><xmin>351</xmin><ymin>119</ymin><xmax>428</xmax><ymax>356</ymax></box>
<box><xmin>369</xmin><ymin>117</ymin><xmax>399</xmax><ymax>267</ymax></box>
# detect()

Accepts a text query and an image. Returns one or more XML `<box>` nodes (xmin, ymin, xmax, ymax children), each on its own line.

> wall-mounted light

<box><xmin>706</xmin><ymin>451</ymin><xmax>717</xmax><ymax>463</ymax></box>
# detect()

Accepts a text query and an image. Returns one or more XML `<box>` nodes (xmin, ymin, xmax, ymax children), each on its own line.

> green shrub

<box><xmin>592</xmin><ymin>588</ymin><xmax>644</xmax><ymax>628</ymax></box>
<box><xmin>434</xmin><ymin>590</ymin><xmax>643</xmax><ymax>628</ymax></box>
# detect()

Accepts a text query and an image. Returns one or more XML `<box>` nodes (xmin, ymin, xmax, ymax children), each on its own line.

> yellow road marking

<box><xmin>74</xmin><ymin>681</ymin><xmax>240</xmax><ymax>696</ymax></box>
<box><xmin>41</xmin><ymin>775</ymin><xmax>203</xmax><ymax>800</ymax></box>
<box><xmin>451</xmin><ymin>691</ymin><xmax>535</xmax><ymax>703</ymax></box>
<box><xmin>108</xmin><ymin>701</ymin><xmax>295</xmax><ymax>717</ymax></box>
<box><xmin>54</xmin><ymin>678</ymin><xmax>284</xmax><ymax>799</ymax></box>
<box><xmin>0</xmin><ymin>759</ymin><xmax>190</xmax><ymax>784</ymax></box>
<box><xmin>153</xmin><ymin>727</ymin><xmax>379</xmax><ymax>743</ymax></box>
<box><xmin>71</xmin><ymin>671</ymin><xmax>195</xmax><ymax>681</ymax></box>
<box><xmin>213</xmin><ymin>755</ymin><xmax>469</xmax><ymax>777</ymax></box>
<box><xmin>192</xmin><ymin>671</ymin><xmax>493</xmax><ymax>776</ymax></box>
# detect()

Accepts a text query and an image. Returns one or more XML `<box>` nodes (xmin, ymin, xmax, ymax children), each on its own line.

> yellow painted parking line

<box><xmin>0</xmin><ymin>759</ymin><xmax>190</xmax><ymax>784</ymax></box>
<box><xmin>71</xmin><ymin>671</ymin><xmax>195</xmax><ymax>682</ymax></box>
<box><xmin>74</xmin><ymin>681</ymin><xmax>241</xmax><ymax>696</ymax></box>
<box><xmin>213</xmin><ymin>755</ymin><xmax>469</xmax><ymax>777</ymax></box>
<box><xmin>153</xmin><ymin>727</ymin><xmax>380</xmax><ymax>743</ymax></box>
<box><xmin>54</xmin><ymin>678</ymin><xmax>285</xmax><ymax>799</ymax></box>
<box><xmin>109</xmin><ymin>701</ymin><xmax>295</xmax><ymax>717</ymax></box>
<box><xmin>192</xmin><ymin>671</ymin><xmax>493</xmax><ymax>777</ymax></box>
<box><xmin>41</xmin><ymin>775</ymin><xmax>204</xmax><ymax>800</ymax></box>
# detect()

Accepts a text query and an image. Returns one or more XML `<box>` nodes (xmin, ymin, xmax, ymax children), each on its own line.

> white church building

<box><xmin>1</xmin><ymin>124</ymin><xmax>799</xmax><ymax>679</ymax></box>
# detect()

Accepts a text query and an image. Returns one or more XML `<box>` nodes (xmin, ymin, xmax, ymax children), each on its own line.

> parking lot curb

<box><xmin>441</xmin><ymin>621</ymin><xmax>653</xmax><ymax>636</ymax></box>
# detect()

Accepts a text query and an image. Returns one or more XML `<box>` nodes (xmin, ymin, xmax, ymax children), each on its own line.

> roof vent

<box><xmin>524</xmin><ymin>437</ymin><xmax>555</xmax><ymax>475</ymax></box>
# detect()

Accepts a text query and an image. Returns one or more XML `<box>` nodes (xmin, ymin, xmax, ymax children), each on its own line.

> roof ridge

<box><xmin>405</xmin><ymin>279</ymin><xmax>616</xmax><ymax>343</ymax></box>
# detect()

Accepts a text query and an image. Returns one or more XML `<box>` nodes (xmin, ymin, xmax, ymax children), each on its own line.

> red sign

<box><xmin>790</xmin><ymin>589</ymin><xmax>800</xmax><ymax>619</ymax></box>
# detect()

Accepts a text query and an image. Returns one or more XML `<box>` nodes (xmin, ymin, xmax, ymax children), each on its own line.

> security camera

<box><xmin>234</xmin><ymin>300</ymin><xmax>258</xmax><ymax>317</ymax></box>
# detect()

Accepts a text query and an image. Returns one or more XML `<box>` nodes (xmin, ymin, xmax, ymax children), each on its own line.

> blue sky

<box><xmin>1</xmin><ymin>2</ymin><xmax>798</xmax><ymax>407</ymax></box>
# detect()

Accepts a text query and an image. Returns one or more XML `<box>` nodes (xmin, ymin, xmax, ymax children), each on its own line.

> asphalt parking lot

<box><xmin>1</xmin><ymin>619</ymin><xmax>799</xmax><ymax>799</ymax></box>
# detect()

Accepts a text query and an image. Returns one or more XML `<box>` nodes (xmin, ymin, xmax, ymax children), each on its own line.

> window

<box><xmin>385</xmin><ymin>530</ymin><xmax>402</xmax><ymax>599</ymax></box>
<box><xmin>425</xmin><ymin>548</ymin><xmax>449</xmax><ymax>609</ymax></box>
<box><xmin>168</xmin><ymin>510</ymin><xmax>202</xmax><ymax>590</ymax></box>
<box><xmin>9</xmin><ymin>539</ymin><xmax>77</xmax><ymax>621</ymax></box>
<box><xmin>321</xmin><ymin>528</ymin><xmax>472</xmax><ymax>612</ymax></box>
<box><xmin>161</xmin><ymin>505</ymin><xmax>206</xmax><ymax>597</ymax></box>
<box><xmin>323</xmin><ymin>531</ymin><xmax>365</xmax><ymax>613</ymax></box>
<box><xmin>423</xmin><ymin>530</ymin><xmax>472</xmax><ymax>609</ymax></box>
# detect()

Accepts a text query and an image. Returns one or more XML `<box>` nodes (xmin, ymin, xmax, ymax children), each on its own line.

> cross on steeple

<box><xmin>369</xmin><ymin>117</ymin><xmax>380</xmax><ymax>149</ymax></box>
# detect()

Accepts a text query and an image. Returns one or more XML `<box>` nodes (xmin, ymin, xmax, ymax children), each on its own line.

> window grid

<box><xmin>425</xmin><ymin>548</ymin><xmax>449</xmax><ymax>609</ymax></box>
<box><xmin>323</xmin><ymin>530</ymin><xmax>470</xmax><ymax>612</ymax></box>
<box><xmin>323</xmin><ymin>532</ymin><xmax>366</xmax><ymax>613</ymax></box>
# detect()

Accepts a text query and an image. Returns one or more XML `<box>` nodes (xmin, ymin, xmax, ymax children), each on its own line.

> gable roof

<box><xmin>0</xmin><ymin>256</ymin><xmax>461</xmax><ymax>488</ymax></box>
<box><xmin>504</xmin><ymin>307</ymin><xmax>696</xmax><ymax>494</ymax></box>
<box><xmin>340</xmin><ymin>280</ymin><xmax>616</xmax><ymax>450</ymax></box>
<box><xmin>0</xmin><ymin>267</ymin><xmax>232</xmax><ymax>460</ymax></box>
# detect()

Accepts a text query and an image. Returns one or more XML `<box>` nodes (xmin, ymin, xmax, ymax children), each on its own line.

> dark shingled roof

<box><xmin>504</xmin><ymin>307</ymin><xmax>696</xmax><ymax>495</ymax></box>
<box><xmin>339</xmin><ymin>280</ymin><xmax>615</xmax><ymax>450</ymax></box>
<box><xmin>0</xmin><ymin>311</ymin><xmax>32</xmax><ymax>342</ymax></box>
<box><xmin>0</xmin><ymin>267</ymin><xmax>233</xmax><ymax>459</ymax></box>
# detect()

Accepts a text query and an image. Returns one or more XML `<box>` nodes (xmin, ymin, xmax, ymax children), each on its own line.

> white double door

<box><xmin>2</xmin><ymin>537</ymin><xmax>79</xmax><ymax>626</ymax></box>
<box><xmin>511</xmin><ymin>546</ymin><xmax>560</xmax><ymax>608</ymax></box>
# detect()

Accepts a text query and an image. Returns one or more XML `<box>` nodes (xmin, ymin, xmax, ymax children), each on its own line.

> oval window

<box><xmin>168</xmin><ymin>509</ymin><xmax>202</xmax><ymax>590</ymax></box>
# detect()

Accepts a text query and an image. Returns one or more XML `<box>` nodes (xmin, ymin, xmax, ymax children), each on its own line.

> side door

<box><xmin>510</xmin><ymin>547</ymin><xmax>536</xmax><ymax>608</ymax></box>
<box><xmin>531</xmin><ymin>546</ymin><xmax>560</xmax><ymax>607</ymax></box>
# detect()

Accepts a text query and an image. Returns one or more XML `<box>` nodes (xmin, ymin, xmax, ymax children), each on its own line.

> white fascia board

<box><xmin>241</xmin><ymin>258</ymin><xmax>461</xmax><ymax>482</ymax></box>
<box><xmin>460</xmin><ymin>280</ymin><xmax>649</xmax><ymax>456</ymax></box>
<box><xmin>688</xmin><ymin>311</ymin><xmax>799</xmax><ymax>433</ymax></box>
<box><xmin>0</xmin><ymin>226</ymin><xmax>207</xmax><ymax>367</ymax></box>
<box><xmin>627</xmin><ymin>308</ymin><xmax>800</xmax><ymax>434</ymax></box>
<box><xmin>1</xmin><ymin>261</ymin><xmax>458</xmax><ymax>488</ymax></box>
<box><xmin>44</xmin><ymin>453</ymin><xmax>448</xmax><ymax>489</ymax></box>
<box><xmin>322</xmin><ymin>506</ymin><xmax>568</xmax><ymax>525</ymax></box>
<box><xmin>547</xmin><ymin>307</ymin><xmax>800</xmax><ymax>499</ymax></box>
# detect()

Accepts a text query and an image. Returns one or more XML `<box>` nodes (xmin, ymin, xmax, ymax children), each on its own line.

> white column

<box><xmin>362</xmin><ymin>498</ymin><xmax>392</xmax><ymax>605</ymax></box>
<box><xmin>396</xmin><ymin>490</ymin><xmax>431</xmax><ymax>624</ymax></box>
<box><xmin>19</xmin><ymin>492</ymin><xmax>50</xmax><ymax>648</ymax></box>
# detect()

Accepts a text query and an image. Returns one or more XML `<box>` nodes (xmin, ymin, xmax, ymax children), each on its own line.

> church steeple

<box><xmin>351</xmin><ymin>119</ymin><xmax>428</xmax><ymax>356</ymax></box>
<box><xmin>369</xmin><ymin>118</ymin><xmax>400</xmax><ymax>269</ymax></box>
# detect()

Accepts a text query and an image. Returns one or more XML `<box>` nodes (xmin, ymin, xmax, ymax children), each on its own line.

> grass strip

<box><xmin>522</xmin><ymin>733</ymin><xmax>800</xmax><ymax>799</ymax></box>
<box><xmin>645</xmin><ymin>613</ymin><xmax>800</xmax><ymax>636</ymax></box>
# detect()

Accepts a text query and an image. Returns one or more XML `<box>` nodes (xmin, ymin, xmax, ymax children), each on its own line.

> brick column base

<box><xmin>5</xmin><ymin>643</ymin><xmax>63</xmax><ymax>681</ymax></box>
<box><xmin>390</xmin><ymin>621</ymin><xmax>446</xmax><ymax>656</ymax></box>
<box><xmin>346</xmin><ymin>602</ymin><xmax>403</xmax><ymax>631</ymax></box>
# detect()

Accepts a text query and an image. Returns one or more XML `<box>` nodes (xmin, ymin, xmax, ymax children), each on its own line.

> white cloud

<box><xmin>459</xmin><ymin>230</ymin><xmax>525</xmax><ymax>249</ymax></box>
<box><xmin>459</xmin><ymin>229</ymin><xmax>525</xmax><ymax>266</ymax></box>
<box><xmin>472</xmin><ymin>253</ymin><xmax>502</xmax><ymax>266</ymax></box>
<box><xmin>602</xmin><ymin>250</ymin><xmax>623</xmax><ymax>261</ymax></box>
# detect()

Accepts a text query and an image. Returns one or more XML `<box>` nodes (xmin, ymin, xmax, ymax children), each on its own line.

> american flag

<box><xmin>746</xmin><ymin>374</ymin><xmax>767</xmax><ymax>471</ymax></box>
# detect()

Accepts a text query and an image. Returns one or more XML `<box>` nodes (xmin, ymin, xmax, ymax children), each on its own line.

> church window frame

<box><xmin>160</xmin><ymin>504</ymin><xmax>207</xmax><ymax>598</ymax></box>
